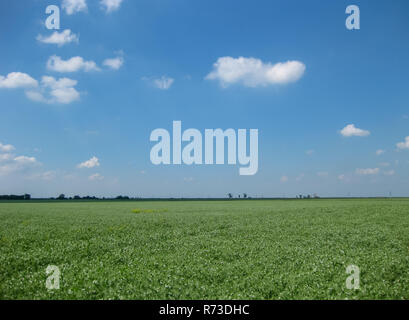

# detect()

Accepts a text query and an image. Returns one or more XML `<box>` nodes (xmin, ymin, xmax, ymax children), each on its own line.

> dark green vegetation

<box><xmin>0</xmin><ymin>199</ymin><xmax>408</xmax><ymax>299</ymax></box>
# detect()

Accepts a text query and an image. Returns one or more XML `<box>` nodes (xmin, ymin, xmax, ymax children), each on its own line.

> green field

<box><xmin>0</xmin><ymin>199</ymin><xmax>408</xmax><ymax>300</ymax></box>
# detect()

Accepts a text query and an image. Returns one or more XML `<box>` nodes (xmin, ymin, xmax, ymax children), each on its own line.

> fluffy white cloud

<box><xmin>103</xmin><ymin>56</ymin><xmax>124</xmax><ymax>70</ymax></box>
<box><xmin>0</xmin><ymin>155</ymin><xmax>40</xmax><ymax>176</ymax></box>
<box><xmin>78</xmin><ymin>156</ymin><xmax>100</xmax><ymax>169</ymax></box>
<box><xmin>36</xmin><ymin>29</ymin><xmax>79</xmax><ymax>46</ymax></box>
<box><xmin>340</xmin><ymin>124</ymin><xmax>370</xmax><ymax>137</ymax></box>
<box><xmin>0</xmin><ymin>144</ymin><xmax>41</xmax><ymax>176</ymax></box>
<box><xmin>26</xmin><ymin>76</ymin><xmax>80</xmax><ymax>104</ymax></box>
<box><xmin>396</xmin><ymin>136</ymin><xmax>409</xmax><ymax>150</ymax></box>
<box><xmin>0</xmin><ymin>72</ymin><xmax>38</xmax><ymax>89</ymax></box>
<box><xmin>206</xmin><ymin>56</ymin><xmax>306</xmax><ymax>87</ymax></box>
<box><xmin>356</xmin><ymin>168</ymin><xmax>379</xmax><ymax>175</ymax></box>
<box><xmin>47</xmin><ymin>55</ymin><xmax>99</xmax><ymax>73</ymax></box>
<box><xmin>100</xmin><ymin>0</ymin><xmax>123</xmax><ymax>13</ymax></box>
<box><xmin>14</xmin><ymin>156</ymin><xmax>37</xmax><ymax>165</ymax></box>
<box><xmin>62</xmin><ymin>0</ymin><xmax>87</xmax><ymax>15</ymax></box>
<box><xmin>89</xmin><ymin>173</ymin><xmax>104</xmax><ymax>180</ymax></box>
<box><xmin>153</xmin><ymin>76</ymin><xmax>174</xmax><ymax>90</ymax></box>
<box><xmin>0</xmin><ymin>142</ymin><xmax>15</xmax><ymax>152</ymax></box>
<box><xmin>376</xmin><ymin>149</ymin><xmax>385</xmax><ymax>156</ymax></box>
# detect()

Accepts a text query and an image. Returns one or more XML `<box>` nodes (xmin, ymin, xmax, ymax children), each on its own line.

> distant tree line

<box><xmin>0</xmin><ymin>194</ymin><xmax>139</xmax><ymax>201</ymax></box>
<box><xmin>227</xmin><ymin>193</ymin><xmax>251</xmax><ymax>199</ymax></box>
<box><xmin>296</xmin><ymin>194</ymin><xmax>320</xmax><ymax>199</ymax></box>
<box><xmin>54</xmin><ymin>194</ymin><xmax>135</xmax><ymax>200</ymax></box>
<box><xmin>0</xmin><ymin>194</ymin><xmax>31</xmax><ymax>200</ymax></box>
<box><xmin>226</xmin><ymin>193</ymin><xmax>321</xmax><ymax>199</ymax></box>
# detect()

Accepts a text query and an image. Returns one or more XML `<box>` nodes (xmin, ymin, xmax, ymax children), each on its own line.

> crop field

<box><xmin>0</xmin><ymin>199</ymin><xmax>408</xmax><ymax>300</ymax></box>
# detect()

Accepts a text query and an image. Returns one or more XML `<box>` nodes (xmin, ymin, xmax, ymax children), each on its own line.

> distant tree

<box><xmin>243</xmin><ymin>193</ymin><xmax>247</xmax><ymax>199</ymax></box>
<box><xmin>7</xmin><ymin>195</ymin><xmax>24</xmax><ymax>200</ymax></box>
<box><xmin>228</xmin><ymin>193</ymin><xmax>233</xmax><ymax>199</ymax></box>
<box><xmin>57</xmin><ymin>194</ymin><xmax>65</xmax><ymax>200</ymax></box>
<box><xmin>116</xmin><ymin>195</ymin><xmax>130</xmax><ymax>200</ymax></box>
<box><xmin>74</xmin><ymin>195</ymin><xmax>81</xmax><ymax>200</ymax></box>
<box><xmin>24</xmin><ymin>194</ymin><xmax>31</xmax><ymax>200</ymax></box>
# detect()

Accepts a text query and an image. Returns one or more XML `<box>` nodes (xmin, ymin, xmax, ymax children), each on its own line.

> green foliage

<box><xmin>0</xmin><ymin>199</ymin><xmax>408</xmax><ymax>300</ymax></box>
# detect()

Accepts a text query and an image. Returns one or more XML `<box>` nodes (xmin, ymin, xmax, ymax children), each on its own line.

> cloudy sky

<box><xmin>0</xmin><ymin>0</ymin><xmax>408</xmax><ymax>198</ymax></box>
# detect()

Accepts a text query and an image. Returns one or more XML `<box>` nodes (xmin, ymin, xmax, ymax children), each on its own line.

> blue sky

<box><xmin>0</xmin><ymin>0</ymin><xmax>408</xmax><ymax>198</ymax></box>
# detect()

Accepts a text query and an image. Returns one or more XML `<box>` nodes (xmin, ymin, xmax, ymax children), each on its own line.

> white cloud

<box><xmin>62</xmin><ymin>0</ymin><xmax>87</xmax><ymax>15</ymax></box>
<box><xmin>0</xmin><ymin>153</ymin><xmax>14</xmax><ymax>161</ymax></box>
<box><xmin>340</xmin><ymin>124</ymin><xmax>370</xmax><ymax>137</ymax></box>
<box><xmin>280</xmin><ymin>175</ymin><xmax>288</xmax><ymax>183</ymax></box>
<box><xmin>0</xmin><ymin>72</ymin><xmax>38</xmax><ymax>89</ymax></box>
<box><xmin>89</xmin><ymin>173</ymin><xmax>104</xmax><ymax>181</ymax></box>
<box><xmin>338</xmin><ymin>174</ymin><xmax>345</xmax><ymax>181</ymax></box>
<box><xmin>153</xmin><ymin>76</ymin><xmax>174</xmax><ymax>90</ymax></box>
<box><xmin>103</xmin><ymin>56</ymin><xmax>124</xmax><ymax>70</ymax></box>
<box><xmin>25</xmin><ymin>90</ymin><xmax>46</xmax><ymax>102</ymax></box>
<box><xmin>356</xmin><ymin>168</ymin><xmax>379</xmax><ymax>175</ymax></box>
<box><xmin>0</xmin><ymin>144</ymin><xmax>44</xmax><ymax>177</ymax></box>
<box><xmin>78</xmin><ymin>156</ymin><xmax>100</xmax><ymax>169</ymax></box>
<box><xmin>47</xmin><ymin>55</ymin><xmax>100</xmax><ymax>73</ymax></box>
<box><xmin>0</xmin><ymin>155</ymin><xmax>40</xmax><ymax>176</ymax></box>
<box><xmin>26</xmin><ymin>76</ymin><xmax>80</xmax><ymax>104</ymax></box>
<box><xmin>396</xmin><ymin>136</ymin><xmax>409</xmax><ymax>150</ymax></box>
<box><xmin>100</xmin><ymin>0</ymin><xmax>123</xmax><ymax>13</ymax></box>
<box><xmin>36</xmin><ymin>29</ymin><xmax>79</xmax><ymax>46</ymax></box>
<box><xmin>376</xmin><ymin>149</ymin><xmax>385</xmax><ymax>156</ymax></box>
<box><xmin>14</xmin><ymin>156</ymin><xmax>37</xmax><ymax>165</ymax></box>
<box><xmin>206</xmin><ymin>56</ymin><xmax>306</xmax><ymax>87</ymax></box>
<box><xmin>383</xmin><ymin>170</ymin><xmax>395</xmax><ymax>176</ymax></box>
<box><xmin>0</xmin><ymin>142</ymin><xmax>15</xmax><ymax>152</ymax></box>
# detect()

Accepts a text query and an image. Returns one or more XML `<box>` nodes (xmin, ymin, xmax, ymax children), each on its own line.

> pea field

<box><xmin>0</xmin><ymin>199</ymin><xmax>408</xmax><ymax>299</ymax></box>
